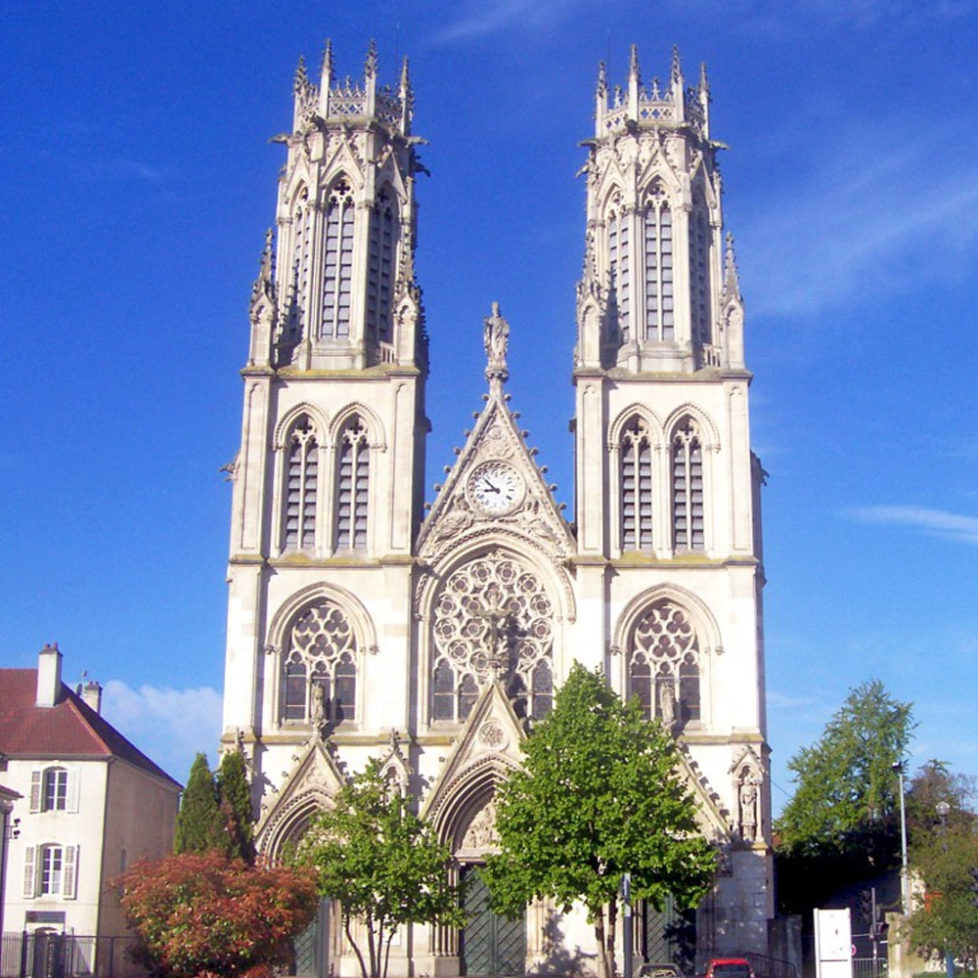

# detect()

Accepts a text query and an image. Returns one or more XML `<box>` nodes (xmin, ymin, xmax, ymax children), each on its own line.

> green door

<box><xmin>461</xmin><ymin>868</ymin><xmax>525</xmax><ymax>976</ymax></box>
<box><xmin>291</xmin><ymin>898</ymin><xmax>330</xmax><ymax>978</ymax></box>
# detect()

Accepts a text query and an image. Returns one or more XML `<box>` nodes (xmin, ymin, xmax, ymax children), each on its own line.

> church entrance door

<box><xmin>460</xmin><ymin>867</ymin><xmax>525</xmax><ymax>976</ymax></box>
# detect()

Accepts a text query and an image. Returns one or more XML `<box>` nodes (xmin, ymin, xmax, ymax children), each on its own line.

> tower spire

<box><xmin>399</xmin><ymin>56</ymin><xmax>413</xmax><ymax>134</ymax></box>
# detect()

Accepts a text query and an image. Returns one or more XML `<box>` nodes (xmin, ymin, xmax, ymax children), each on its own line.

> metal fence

<box><xmin>1</xmin><ymin>933</ymin><xmax>139</xmax><ymax>978</ymax></box>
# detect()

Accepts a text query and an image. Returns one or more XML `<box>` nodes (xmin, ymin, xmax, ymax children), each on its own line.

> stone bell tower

<box><xmin>221</xmin><ymin>41</ymin><xmax>429</xmax><ymax>828</ymax></box>
<box><xmin>571</xmin><ymin>46</ymin><xmax>774</xmax><ymax>952</ymax></box>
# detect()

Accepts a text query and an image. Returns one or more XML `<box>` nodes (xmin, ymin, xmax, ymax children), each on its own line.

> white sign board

<box><xmin>814</xmin><ymin>908</ymin><xmax>853</xmax><ymax>978</ymax></box>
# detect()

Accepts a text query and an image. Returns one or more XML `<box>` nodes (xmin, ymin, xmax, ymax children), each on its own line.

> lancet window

<box><xmin>283</xmin><ymin>415</ymin><xmax>319</xmax><ymax>551</ymax></box>
<box><xmin>430</xmin><ymin>551</ymin><xmax>554</xmax><ymax>723</ymax></box>
<box><xmin>607</xmin><ymin>201</ymin><xmax>631</xmax><ymax>341</ymax></box>
<box><xmin>642</xmin><ymin>187</ymin><xmax>673</xmax><ymax>341</ymax></box>
<box><xmin>627</xmin><ymin>599</ymin><xmax>701</xmax><ymax>729</ymax></box>
<box><xmin>689</xmin><ymin>205</ymin><xmax>711</xmax><ymax>345</ymax></box>
<box><xmin>671</xmin><ymin>418</ymin><xmax>704</xmax><ymax>551</ymax></box>
<box><xmin>321</xmin><ymin>179</ymin><xmax>355</xmax><ymax>340</ymax></box>
<box><xmin>366</xmin><ymin>189</ymin><xmax>397</xmax><ymax>344</ymax></box>
<box><xmin>334</xmin><ymin>415</ymin><xmax>369</xmax><ymax>551</ymax></box>
<box><xmin>280</xmin><ymin>599</ymin><xmax>358</xmax><ymax>725</ymax></box>
<box><xmin>288</xmin><ymin>189</ymin><xmax>312</xmax><ymax>336</ymax></box>
<box><xmin>620</xmin><ymin>416</ymin><xmax>653</xmax><ymax>551</ymax></box>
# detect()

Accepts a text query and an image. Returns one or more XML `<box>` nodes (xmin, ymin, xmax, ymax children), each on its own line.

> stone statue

<box><xmin>739</xmin><ymin>776</ymin><xmax>758</xmax><ymax>842</ymax></box>
<box><xmin>483</xmin><ymin>301</ymin><xmax>510</xmax><ymax>377</ymax></box>
<box><xmin>658</xmin><ymin>676</ymin><xmax>676</xmax><ymax>729</ymax></box>
<box><xmin>311</xmin><ymin>680</ymin><xmax>327</xmax><ymax>736</ymax></box>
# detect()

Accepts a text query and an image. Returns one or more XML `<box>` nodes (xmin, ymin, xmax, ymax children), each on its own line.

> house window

<box><xmin>627</xmin><ymin>599</ymin><xmax>701</xmax><ymax>730</ymax></box>
<box><xmin>671</xmin><ymin>418</ymin><xmax>704</xmax><ymax>551</ymax></box>
<box><xmin>30</xmin><ymin>766</ymin><xmax>77</xmax><ymax>814</ymax></box>
<box><xmin>620</xmin><ymin>417</ymin><xmax>653</xmax><ymax>551</ymax></box>
<box><xmin>24</xmin><ymin>845</ymin><xmax>78</xmax><ymax>899</ymax></box>
<box><xmin>322</xmin><ymin>179</ymin><xmax>355</xmax><ymax>340</ymax></box>
<box><xmin>283</xmin><ymin>416</ymin><xmax>319</xmax><ymax>551</ymax></box>
<box><xmin>44</xmin><ymin>768</ymin><xmax>67</xmax><ymax>811</ymax></box>
<box><xmin>335</xmin><ymin>416</ymin><xmax>369</xmax><ymax>551</ymax></box>
<box><xmin>280</xmin><ymin>599</ymin><xmax>358</xmax><ymax>725</ymax></box>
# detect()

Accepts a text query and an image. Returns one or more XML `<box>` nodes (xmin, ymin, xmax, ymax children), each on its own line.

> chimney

<box><xmin>81</xmin><ymin>680</ymin><xmax>102</xmax><ymax>715</ymax></box>
<box><xmin>36</xmin><ymin>643</ymin><xmax>63</xmax><ymax>708</ymax></box>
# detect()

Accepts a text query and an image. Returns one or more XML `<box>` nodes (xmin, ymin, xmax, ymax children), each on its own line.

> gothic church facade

<box><xmin>221</xmin><ymin>41</ymin><xmax>773</xmax><ymax>976</ymax></box>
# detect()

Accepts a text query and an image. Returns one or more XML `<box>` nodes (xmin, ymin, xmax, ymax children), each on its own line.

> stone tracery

<box><xmin>431</xmin><ymin>550</ymin><xmax>554</xmax><ymax>723</ymax></box>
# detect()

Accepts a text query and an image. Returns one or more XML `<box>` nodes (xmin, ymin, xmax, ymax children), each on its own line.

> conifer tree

<box><xmin>174</xmin><ymin>753</ymin><xmax>221</xmax><ymax>854</ymax></box>
<box><xmin>216</xmin><ymin>749</ymin><xmax>255</xmax><ymax>864</ymax></box>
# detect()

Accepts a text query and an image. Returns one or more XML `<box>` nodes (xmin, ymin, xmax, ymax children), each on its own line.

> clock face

<box><xmin>467</xmin><ymin>460</ymin><xmax>524</xmax><ymax>515</ymax></box>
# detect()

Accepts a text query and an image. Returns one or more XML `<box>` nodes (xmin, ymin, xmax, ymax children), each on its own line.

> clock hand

<box><xmin>481</xmin><ymin>478</ymin><xmax>500</xmax><ymax>493</ymax></box>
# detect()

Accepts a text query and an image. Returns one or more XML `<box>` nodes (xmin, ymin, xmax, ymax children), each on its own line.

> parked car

<box><xmin>635</xmin><ymin>963</ymin><xmax>685</xmax><ymax>978</ymax></box>
<box><xmin>702</xmin><ymin>958</ymin><xmax>755</xmax><ymax>978</ymax></box>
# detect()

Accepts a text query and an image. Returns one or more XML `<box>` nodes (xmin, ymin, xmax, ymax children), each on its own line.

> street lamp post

<box><xmin>893</xmin><ymin>762</ymin><xmax>909</xmax><ymax>916</ymax></box>
<box><xmin>937</xmin><ymin>801</ymin><xmax>952</xmax><ymax>978</ymax></box>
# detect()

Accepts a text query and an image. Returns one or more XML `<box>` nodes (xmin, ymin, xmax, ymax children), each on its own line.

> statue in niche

<box><xmin>311</xmin><ymin>680</ymin><xmax>327</xmax><ymax>739</ymax></box>
<box><xmin>738</xmin><ymin>774</ymin><xmax>759</xmax><ymax>843</ymax></box>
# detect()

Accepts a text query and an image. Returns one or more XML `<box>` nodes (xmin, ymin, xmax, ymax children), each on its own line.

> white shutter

<box><xmin>30</xmin><ymin>770</ymin><xmax>42</xmax><ymax>812</ymax></box>
<box><xmin>63</xmin><ymin>845</ymin><xmax>78</xmax><ymax>899</ymax></box>
<box><xmin>23</xmin><ymin>845</ymin><xmax>36</xmax><ymax>897</ymax></box>
<box><xmin>66</xmin><ymin>768</ymin><xmax>80</xmax><ymax>813</ymax></box>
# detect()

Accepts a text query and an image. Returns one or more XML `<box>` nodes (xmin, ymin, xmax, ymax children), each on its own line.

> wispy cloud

<box><xmin>432</xmin><ymin>0</ymin><xmax>585</xmax><ymax>43</ymax></box>
<box><xmin>101</xmin><ymin>680</ymin><xmax>223</xmax><ymax>783</ymax></box>
<box><xmin>845</xmin><ymin>505</ymin><xmax>978</xmax><ymax>545</ymax></box>
<box><xmin>767</xmin><ymin>690</ymin><xmax>819</xmax><ymax>710</ymax></box>
<box><xmin>741</xmin><ymin>126</ymin><xmax>978</xmax><ymax>319</ymax></box>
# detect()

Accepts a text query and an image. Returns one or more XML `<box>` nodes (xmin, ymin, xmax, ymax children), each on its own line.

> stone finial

<box><xmin>596</xmin><ymin>60</ymin><xmax>607</xmax><ymax>99</ymax></box>
<box><xmin>699</xmin><ymin>60</ymin><xmax>710</xmax><ymax>95</ymax></box>
<box><xmin>365</xmin><ymin>39</ymin><xmax>378</xmax><ymax>78</ymax></box>
<box><xmin>724</xmin><ymin>231</ymin><xmax>741</xmax><ymax>301</ymax></box>
<box><xmin>321</xmin><ymin>38</ymin><xmax>334</xmax><ymax>87</ymax></box>
<box><xmin>628</xmin><ymin>44</ymin><xmax>640</xmax><ymax>85</ymax></box>
<box><xmin>483</xmin><ymin>301</ymin><xmax>510</xmax><ymax>386</ymax></box>
<box><xmin>293</xmin><ymin>55</ymin><xmax>308</xmax><ymax>93</ymax></box>
<box><xmin>670</xmin><ymin>44</ymin><xmax>682</xmax><ymax>84</ymax></box>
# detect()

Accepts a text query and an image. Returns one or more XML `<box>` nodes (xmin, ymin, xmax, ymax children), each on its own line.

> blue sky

<box><xmin>1</xmin><ymin>0</ymin><xmax>976</xmax><ymax>814</ymax></box>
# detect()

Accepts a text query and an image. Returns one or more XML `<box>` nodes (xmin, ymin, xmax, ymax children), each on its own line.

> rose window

<box><xmin>431</xmin><ymin>550</ymin><xmax>553</xmax><ymax>723</ymax></box>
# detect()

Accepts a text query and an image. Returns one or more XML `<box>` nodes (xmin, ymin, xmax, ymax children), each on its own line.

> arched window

<box><xmin>671</xmin><ymin>418</ymin><xmax>704</xmax><ymax>551</ymax></box>
<box><xmin>429</xmin><ymin>550</ymin><xmax>554</xmax><ymax>723</ymax></box>
<box><xmin>283</xmin><ymin>415</ymin><xmax>318</xmax><ymax>551</ymax></box>
<box><xmin>620</xmin><ymin>417</ymin><xmax>653</xmax><ymax>551</ymax></box>
<box><xmin>643</xmin><ymin>187</ymin><xmax>673</xmax><ymax>341</ymax></box>
<box><xmin>627</xmin><ymin>599</ymin><xmax>701</xmax><ymax>729</ymax></box>
<box><xmin>607</xmin><ymin>203</ymin><xmax>631</xmax><ymax>340</ymax></box>
<box><xmin>689</xmin><ymin>204</ymin><xmax>711</xmax><ymax>345</ymax></box>
<box><xmin>321</xmin><ymin>179</ymin><xmax>355</xmax><ymax>339</ymax></box>
<box><xmin>334</xmin><ymin>416</ymin><xmax>369</xmax><ymax>551</ymax></box>
<box><xmin>279</xmin><ymin>599</ymin><xmax>358</xmax><ymax>725</ymax></box>
<box><xmin>288</xmin><ymin>189</ymin><xmax>312</xmax><ymax>337</ymax></box>
<box><xmin>367</xmin><ymin>189</ymin><xmax>397</xmax><ymax>344</ymax></box>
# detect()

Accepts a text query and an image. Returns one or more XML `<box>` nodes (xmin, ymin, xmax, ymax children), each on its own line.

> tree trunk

<box><xmin>607</xmin><ymin>897</ymin><xmax>618</xmax><ymax>978</ymax></box>
<box><xmin>594</xmin><ymin>911</ymin><xmax>609</xmax><ymax>978</ymax></box>
<box><xmin>344</xmin><ymin>914</ymin><xmax>369</xmax><ymax>978</ymax></box>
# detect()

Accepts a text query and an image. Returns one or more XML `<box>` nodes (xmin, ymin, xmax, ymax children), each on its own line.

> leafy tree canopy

<box><xmin>297</xmin><ymin>759</ymin><xmax>464</xmax><ymax>978</ymax></box>
<box><xmin>115</xmin><ymin>851</ymin><xmax>317</xmax><ymax>978</ymax></box>
<box><xmin>776</xmin><ymin>679</ymin><xmax>914</xmax><ymax>857</ymax></box>
<box><xmin>905</xmin><ymin>761</ymin><xmax>978</xmax><ymax>969</ymax></box>
<box><xmin>774</xmin><ymin>680</ymin><xmax>914</xmax><ymax>915</ymax></box>
<box><xmin>481</xmin><ymin>663</ymin><xmax>716</xmax><ymax>978</ymax></box>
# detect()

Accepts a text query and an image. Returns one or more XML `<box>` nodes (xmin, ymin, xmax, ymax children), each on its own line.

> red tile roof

<box><xmin>0</xmin><ymin>669</ymin><xmax>181</xmax><ymax>788</ymax></box>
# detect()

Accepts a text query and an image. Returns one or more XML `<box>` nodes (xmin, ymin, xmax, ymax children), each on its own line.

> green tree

<box><xmin>297</xmin><ymin>760</ymin><xmax>464</xmax><ymax>978</ymax></box>
<box><xmin>174</xmin><ymin>752</ymin><xmax>222</xmax><ymax>854</ymax></box>
<box><xmin>905</xmin><ymin>761</ymin><xmax>978</xmax><ymax>969</ymax></box>
<box><xmin>217</xmin><ymin>749</ymin><xmax>255</xmax><ymax>863</ymax></box>
<box><xmin>481</xmin><ymin>663</ymin><xmax>717</xmax><ymax>978</ymax></box>
<box><xmin>116</xmin><ymin>850</ymin><xmax>317</xmax><ymax>978</ymax></box>
<box><xmin>774</xmin><ymin>680</ymin><xmax>915</xmax><ymax>913</ymax></box>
